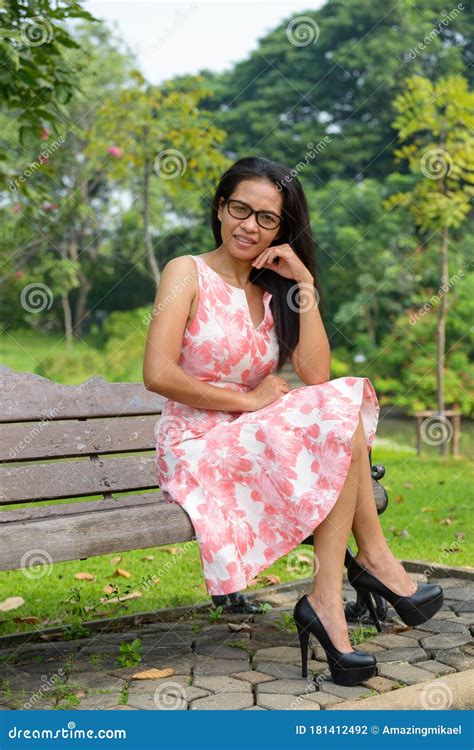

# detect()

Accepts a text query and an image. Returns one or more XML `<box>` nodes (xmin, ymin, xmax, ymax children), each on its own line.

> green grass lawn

<box><xmin>0</xmin><ymin>448</ymin><xmax>471</xmax><ymax>638</ymax></box>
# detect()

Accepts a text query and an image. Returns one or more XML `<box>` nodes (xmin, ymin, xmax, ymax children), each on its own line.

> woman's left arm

<box><xmin>252</xmin><ymin>244</ymin><xmax>331</xmax><ymax>386</ymax></box>
<box><xmin>290</xmin><ymin>280</ymin><xmax>331</xmax><ymax>385</ymax></box>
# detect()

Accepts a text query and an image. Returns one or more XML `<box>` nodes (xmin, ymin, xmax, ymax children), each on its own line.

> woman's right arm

<box><xmin>143</xmin><ymin>256</ymin><xmax>254</xmax><ymax>412</ymax></box>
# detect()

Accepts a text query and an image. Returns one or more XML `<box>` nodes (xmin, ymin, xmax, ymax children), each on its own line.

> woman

<box><xmin>143</xmin><ymin>156</ymin><xmax>443</xmax><ymax>687</ymax></box>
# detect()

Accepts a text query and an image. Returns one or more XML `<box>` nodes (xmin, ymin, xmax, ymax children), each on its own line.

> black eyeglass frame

<box><xmin>222</xmin><ymin>198</ymin><xmax>282</xmax><ymax>230</ymax></box>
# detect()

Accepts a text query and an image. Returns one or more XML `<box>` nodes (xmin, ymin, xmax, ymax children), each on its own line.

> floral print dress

<box><xmin>154</xmin><ymin>253</ymin><xmax>380</xmax><ymax>595</ymax></box>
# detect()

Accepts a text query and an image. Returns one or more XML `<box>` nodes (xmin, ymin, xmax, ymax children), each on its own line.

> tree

<box><xmin>0</xmin><ymin>0</ymin><xmax>98</xmax><ymax>186</ymax></box>
<box><xmin>385</xmin><ymin>74</ymin><xmax>474</xmax><ymax>452</ymax></box>
<box><xmin>87</xmin><ymin>72</ymin><xmax>230</xmax><ymax>284</ymax></box>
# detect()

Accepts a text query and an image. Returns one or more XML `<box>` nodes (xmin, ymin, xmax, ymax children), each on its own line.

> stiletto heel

<box><xmin>347</xmin><ymin>557</ymin><xmax>443</xmax><ymax>627</ymax></box>
<box><xmin>359</xmin><ymin>590</ymin><xmax>383</xmax><ymax>633</ymax></box>
<box><xmin>296</xmin><ymin>622</ymin><xmax>310</xmax><ymax>678</ymax></box>
<box><xmin>293</xmin><ymin>594</ymin><xmax>376</xmax><ymax>687</ymax></box>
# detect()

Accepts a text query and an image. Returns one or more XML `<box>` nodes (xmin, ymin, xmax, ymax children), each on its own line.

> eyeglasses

<box><xmin>223</xmin><ymin>198</ymin><xmax>282</xmax><ymax>230</ymax></box>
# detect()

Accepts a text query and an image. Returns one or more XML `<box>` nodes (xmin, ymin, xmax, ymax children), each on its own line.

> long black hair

<box><xmin>210</xmin><ymin>156</ymin><xmax>324</xmax><ymax>371</ymax></box>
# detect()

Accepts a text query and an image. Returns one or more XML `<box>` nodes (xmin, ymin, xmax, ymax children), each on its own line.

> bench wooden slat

<box><xmin>0</xmin><ymin>415</ymin><xmax>158</xmax><ymax>462</ymax></box>
<box><xmin>0</xmin><ymin>366</ymin><xmax>165</xmax><ymax>422</ymax></box>
<box><xmin>0</xmin><ymin>492</ymin><xmax>195</xmax><ymax>570</ymax></box>
<box><xmin>1</xmin><ymin>456</ymin><xmax>158</xmax><ymax>504</ymax></box>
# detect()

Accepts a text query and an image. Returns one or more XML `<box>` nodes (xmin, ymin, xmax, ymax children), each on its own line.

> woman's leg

<box><xmin>307</xmin><ymin>413</ymin><xmax>367</xmax><ymax>653</ymax></box>
<box><xmin>351</xmin><ymin>439</ymin><xmax>417</xmax><ymax>596</ymax></box>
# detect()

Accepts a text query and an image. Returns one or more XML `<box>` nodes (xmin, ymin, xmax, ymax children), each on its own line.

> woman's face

<box><xmin>217</xmin><ymin>178</ymin><xmax>283</xmax><ymax>259</ymax></box>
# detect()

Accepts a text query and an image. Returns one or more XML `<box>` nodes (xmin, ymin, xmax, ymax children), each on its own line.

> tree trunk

<box><xmin>436</xmin><ymin>225</ymin><xmax>449</xmax><ymax>456</ymax></box>
<box><xmin>61</xmin><ymin>294</ymin><xmax>73</xmax><ymax>351</ymax></box>
<box><xmin>143</xmin><ymin>126</ymin><xmax>161</xmax><ymax>286</ymax></box>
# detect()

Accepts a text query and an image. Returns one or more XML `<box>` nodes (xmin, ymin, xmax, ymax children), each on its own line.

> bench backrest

<box><xmin>0</xmin><ymin>366</ymin><xmax>165</xmax><ymax>508</ymax></box>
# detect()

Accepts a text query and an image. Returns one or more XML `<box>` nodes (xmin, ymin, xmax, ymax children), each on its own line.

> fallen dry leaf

<box><xmin>0</xmin><ymin>596</ymin><xmax>25</xmax><ymax>612</ymax></box>
<box><xmin>141</xmin><ymin>555</ymin><xmax>155</xmax><ymax>561</ymax></box>
<box><xmin>421</xmin><ymin>507</ymin><xmax>436</xmax><ymax>512</ymax></box>
<box><xmin>13</xmin><ymin>616</ymin><xmax>40</xmax><ymax>624</ymax></box>
<box><xmin>403</xmin><ymin>481</ymin><xmax>414</xmax><ymax>488</ymax></box>
<box><xmin>110</xmin><ymin>556</ymin><xmax>122</xmax><ymax>565</ymax></box>
<box><xmin>259</xmin><ymin>574</ymin><xmax>281</xmax><ymax>586</ymax></box>
<box><xmin>246</xmin><ymin>578</ymin><xmax>260</xmax><ymax>587</ymax></box>
<box><xmin>108</xmin><ymin>568</ymin><xmax>132</xmax><ymax>579</ymax></box>
<box><xmin>74</xmin><ymin>572</ymin><xmax>95</xmax><ymax>581</ymax></box>
<box><xmin>393</xmin><ymin>494</ymin><xmax>405</xmax><ymax>504</ymax></box>
<box><xmin>103</xmin><ymin>584</ymin><xmax>117</xmax><ymax>595</ymax></box>
<box><xmin>228</xmin><ymin>622</ymin><xmax>252</xmax><ymax>633</ymax></box>
<box><xmin>100</xmin><ymin>591</ymin><xmax>142</xmax><ymax>605</ymax></box>
<box><xmin>132</xmin><ymin>667</ymin><xmax>175</xmax><ymax>680</ymax></box>
<box><xmin>163</xmin><ymin>548</ymin><xmax>179</xmax><ymax>555</ymax></box>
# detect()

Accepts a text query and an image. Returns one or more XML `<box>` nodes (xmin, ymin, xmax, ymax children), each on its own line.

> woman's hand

<box><xmin>244</xmin><ymin>374</ymin><xmax>291</xmax><ymax>411</ymax></box>
<box><xmin>252</xmin><ymin>244</ymin><xmax>314</xmax><ymax>284</ymax></box>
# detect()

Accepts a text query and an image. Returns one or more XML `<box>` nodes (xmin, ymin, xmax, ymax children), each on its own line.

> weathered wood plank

<box><xmin>0</xmin><ymin>492</ymin><xmax>195</xmax><ymax>570</ymax></box>
<box><xmin>0</xmin><ymin>415</ymin><xmax>159</xmax><ymax>462</ymax></box>
<box><xmin>0</xmin><ymin>366</ymin><xmax>165</xmax><ymax>422</ymax></box>
<box><xmin>1</xmin><ymin>456</ymin><xmax>158</xmax><ymax>504</ymax></box>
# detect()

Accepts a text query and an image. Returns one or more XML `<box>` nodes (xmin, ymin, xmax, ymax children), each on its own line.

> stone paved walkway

<box><xmin>0</xmin><ymin>570</ymin><xmax>472</xmax><ymax>710</ymax></box>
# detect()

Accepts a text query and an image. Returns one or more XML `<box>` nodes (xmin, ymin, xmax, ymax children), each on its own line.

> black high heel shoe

<box><xmin>293</xmin><ymin>594</ymin><xmax>377</xmax><ymax>687</ymax></box>
<box><xmin>347</xmin><ymin>557</ymin><xmax>443</xmax><ymax>631</ymax></box>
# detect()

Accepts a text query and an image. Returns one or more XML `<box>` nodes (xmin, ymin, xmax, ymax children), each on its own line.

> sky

<box><xmin>85</xmin><ymin>1</ymin><xmax>324</xmax><ymax>84</ymax></box>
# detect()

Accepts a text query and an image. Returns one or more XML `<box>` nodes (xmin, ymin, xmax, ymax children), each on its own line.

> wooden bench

<box><xmin>0</xmin><ymin>366</ymin><xmax>388</xmax><ymax>590</ymax></box>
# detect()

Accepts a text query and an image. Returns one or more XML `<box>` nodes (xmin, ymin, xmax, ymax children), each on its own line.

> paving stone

<box><xmin>434</xmin><ymin>648</ymin><xmax>474</xmax><ymax>671</ymax></box>
<box><xmin>361</xmin><ymin>675</ymin><xmax>396</xmax><ymax>693</ymax></box>
<box><xmin>442</xmin><ymin>586</ymin><xmax>474</xmax><ymax>601</ymax></box>
<box><xmin>127</xmin><ymin>675</ymin><xmax>189</xmax><ymax>696</ymax></box>
<box><xmin>244</xmin><ymin>705</ymin><xmax>268</xmax><ymax>710</ymax></box>
<box><xmin>374</xmin><ymin>647</ymin><xmax>428</xmax><ymax>663</ymax></box>
<box><xmin>453</xmin><ymin>601</ymin><xmax>474</xmax><ymax>614</ymax></box>
<box><xmin>193</xmin><ymin>658</ymin><xmax>251</xmax><ymax>676</ymax></box>
<box><xmin>66</xmin><ymin>672</ymin><xmax>125</xmax><ymax>692</ymax></box>
<box><xmin>190</xmin><ymin>693</ymin><xmax>254</xmax><ymax>710</ymax></box>
<box><xmin>253</xmin><ymin>646</ymin><xmax>302</xmax><ymax>664</ymax></box>
<box><xmin>253</xmin><ymin>661</ymin><xmax>327</xmax><ymax>680</ymax></box>
<box><xmin>357</xmin><ymin>642</ymin><xmax>386</xmax><ymax>653</ymax></box>
<box><xmin>127</xmin><ymin>691</ymin><xmax>188</xmax><ymax>710</ymax></box>
<box><xmin>75</xmin><ymin>694</ymin><xmax>124</xmax><ymax>710</ymax></box>
<box><xmin>193</xmin><ymin>676</ymin><xmax>251</xmax><ymax>693</ymax></box>
<box><xmin>301</xmin><ymin>691</ymin><xmax>343</xmax><ymax>707</ymax></box>
<box><xmin>417</xmin><ymin>620</ymin><xmax>470</xmax><ymax>635</ymax></box>
<box><xmin>416</xmin><ymin>660</ymin><xmax>457</xmax><ymax>676</ymax></box>
<box><xmin>256</xmin><ymin>679</ymin><xmax>316</xmax><ymax>696</ymax></box>
<box><xmin>394</xmin><ymin>628</ymin><xmax>433</xmax><ymax>640</ymax></box>
<box><xmin>367</xmin><ymin>634</ymin><xmax>419</xmax><ymax>649</ymax></box>
<box><xmin>257</xmin><ymin>694</ymin><xmax>320</xmax><ymax>710</ymax></box>
<box><xmin>422</xmin><ymin>633</ymin><xmax>473</xmax><ymax>651</ymax></box>
<box><xmin>194</xmin><ymin>642</ymin><xmax>249</xmax><ymax>659</ymax></box>
<box><xmin>232</xmin><ymin>671</ymin><xmax>276</xmax><ymax>685</ymax></box>
<box><xmin>377</xmin><ymin>662</ymin><xmax>433</xmax><ymax>686</ymax></box>
<box><xmin>316</xmin><ymin>681</ymin><xmax>373</xmax><ymax>700</ymax></box>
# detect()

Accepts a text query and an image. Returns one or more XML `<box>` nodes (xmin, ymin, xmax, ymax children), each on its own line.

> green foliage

<box><xmin>35</xmin><ymin>349</ymin><xmax>105</xmax><ymax>384</ymax></box>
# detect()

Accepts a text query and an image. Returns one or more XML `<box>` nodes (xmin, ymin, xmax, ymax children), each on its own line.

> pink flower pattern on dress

<box><xmin>154</xmin><ymin>254</ymin><xmax>380</xmax><ymax>595</ymax></box>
